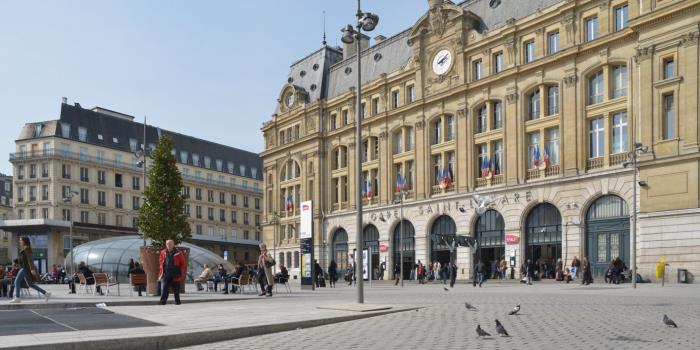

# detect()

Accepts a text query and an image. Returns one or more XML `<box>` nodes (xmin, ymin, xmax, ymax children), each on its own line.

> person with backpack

<box><xmin>328</xmin><ymin>260</ymin><xmax>337</xmax><ymax>288</ymax></box>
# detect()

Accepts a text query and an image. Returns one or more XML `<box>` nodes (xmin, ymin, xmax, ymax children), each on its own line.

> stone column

<box><xmin>682</xmin><ymin>33</ymin><xmax>699</xmax><ymax>153</ymax></box>
<box><xmin>505</xmin><ymin>88</ymin><xmax>519</xmax><ymax>185</ymax></box>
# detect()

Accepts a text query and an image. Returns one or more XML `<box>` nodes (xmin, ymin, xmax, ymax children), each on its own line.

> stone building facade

<box><xmin>261</xmin><ymin>0</ymin><xmax>700</xmax><ymax>281</ymax></box>
<box><xmin>2</xmin><ymin>102</ymin><xmax>262</xmax><ymax>272</ymax></box>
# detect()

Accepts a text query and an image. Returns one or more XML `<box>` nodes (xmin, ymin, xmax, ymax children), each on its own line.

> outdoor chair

<box><xmin>77</xmin><ymin>273</ymin><xmax>94</xmax><ymax>294</ymax></box>
<box><xmin>231</xmin><ymin>273</ymin><xmax>253</xmax><ymax>294</ymax></box>
<box><xmin>93</xmin><ymin>272</ymin><xmax>120</xmax><ymax>296</ymax></box>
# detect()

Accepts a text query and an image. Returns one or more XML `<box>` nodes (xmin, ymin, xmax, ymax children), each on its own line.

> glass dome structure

<box><xmin>67</xmin><ymin>236</ymin><xmax>235</xmax><ymax>283</ymax></box>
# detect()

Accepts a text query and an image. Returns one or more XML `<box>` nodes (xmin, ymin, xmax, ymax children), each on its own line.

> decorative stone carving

<box><xmin>415</xmin><ymin>121</ymin><xmax>425</xmax><ymax>130</ymax></box>
<box><xmin>379</xmin><ymin>131</ymin><xmax>388</xmax><ymax>140</ymax></box>
<box><xmin>429</xmin><ymin>6</ymin><xmax>449</xmax><ymax>37</ymax></box>
<box><xmin>457</xmin><ymin>108</ymin><xmax>467</xmax><ymax>118</ymax></box>
<box><xmin>634</xmin><ymin>46</ymin><xmax>654</xmax><ymax>62</ymax></box>
<box><xmin>506</xmin><ymin>88</ymin><xmax>518</xmax><ymax>104</ymax></box>
<box><xmin>598</xmin><ymin>0</ymin><xmax>610</xmax><ymax>10</ymax></box>
<box><xmin>563</xmin><ymin>74</ymin><xmax>578</xmax><ymax>87</ymax></box>
<box><xmin>683</xmin><ymin>32</ymin><xmax>699</xmax><ymax>47</ymax></box>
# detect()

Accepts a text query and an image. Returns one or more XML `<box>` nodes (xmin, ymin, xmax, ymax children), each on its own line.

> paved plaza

<box><xmin>0</xmin><ymin>280</ymin><xmax>698</xmax><ymax>349</ymax></box>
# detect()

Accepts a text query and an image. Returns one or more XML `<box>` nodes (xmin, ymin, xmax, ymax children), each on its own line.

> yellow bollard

<box><xmin>655</xmin><ymin>256</ymin><xmax>667</xmax><ymax>285</ymax></box>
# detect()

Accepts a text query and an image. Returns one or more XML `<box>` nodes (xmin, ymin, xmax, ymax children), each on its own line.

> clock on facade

<box><xmin>432</xmin><ymin>49</ymin><xmax>453</xmax><ymax>76</ymax></box>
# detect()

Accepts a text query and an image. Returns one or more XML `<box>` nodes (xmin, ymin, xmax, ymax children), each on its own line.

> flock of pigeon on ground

<box><xmin>443</xmin><ymin>288</ymin><xmax>679</xmax><ymax>339</ymax></box>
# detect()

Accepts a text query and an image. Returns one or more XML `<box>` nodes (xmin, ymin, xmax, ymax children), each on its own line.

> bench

<box><xmin>77</xmin><ymin>273</ymin><xmax>94</xmax><ymax>294</ymax></box>
<box><xmin>93</xmin><ymin>273</ymin><xmax>120</xmax><ymax>296</ymax></box>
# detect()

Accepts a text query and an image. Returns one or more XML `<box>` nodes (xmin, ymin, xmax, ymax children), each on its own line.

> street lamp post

<box><xmin>623</xmin><ymin>142</ymin><xmax>648</xmax><ymax>289</ymax></box>
<box><xmin>62</xmin><ymin>188</ymin><xmax>80</xmax><ymax>277</ymax></box>
<box><xmin>271</xmin><ymin>212</ymin><xmax>280</xmax><ymax>274</ymax></box>
<box><xmin>341</xmin><ymin>0</ymin><xmax>379</xmax><ymax>304</ymax></box>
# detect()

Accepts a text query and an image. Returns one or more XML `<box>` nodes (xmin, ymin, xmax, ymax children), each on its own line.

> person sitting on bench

<box><xmin>274</xmin><ymin>264</ymin><xmax>289</xmax><ymax>284</ymax></box>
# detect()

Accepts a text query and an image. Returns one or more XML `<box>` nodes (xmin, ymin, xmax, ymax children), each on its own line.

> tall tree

<box><xmin>138</xmin><ymin>135</ymin><xmax>191</xmax><ymax>248</ymax></box>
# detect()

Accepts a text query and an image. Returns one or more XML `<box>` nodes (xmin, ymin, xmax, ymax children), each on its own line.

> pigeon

<box><xmin>464</xmin><ymin>302</ymin><xmax>478</xmax><ymax>311</ymax></box>
<box><xmin>476</xmin><ymin>325</ymin><xmax>491</xmax><ymax>338</ymax></box>
<box><xmin>508</xmin><ymin>304</ymin><xmax>520</xmax><ymax>315</ymax></box>
<box><xmin>444</xmin><ymin>287</ymin><xmax>449</xmax><ymax>291</ymax></box>
<box><xmin>663</xmin><ymin>314</ymin><xmax>678</xmax><ymax>328</ymax></box>
<box><xmin>495</xmin><ymin>319</ymin><xmax>509</xmax><ymax>336</ymax></box>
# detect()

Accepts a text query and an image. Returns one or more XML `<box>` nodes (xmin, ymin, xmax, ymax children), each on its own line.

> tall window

<box><xmin>391</xmin><ymin>90</ymin><xmax>400</xmax><ymax>109</ymax></box>
<box><xmin>407</xmin><ymin>160</ymin><xmax>414</xmax><ymax>190</ymax></box>
<box><xmin>546</xmin><ymin>127</ymin><xmax>560</xmax><ymax>165</ymax></box>
<box><xmin>663</xmin><ymin>58</ymin><xmax>675</xmax><ymax>79</ymax></box>
<box><xmin>477</xmin><ymin>144</ymin><xmax>487</xmax><ymax>177</ymax></box>
<box><xmin>493</xmin><ymin>101</ymin><xmax>503</xmax><ymax>129</ymax></box>
<box><xmin>588</xmin><ymin>71</ymin><xmax>604</xmax><ymax>105</ymax></box>
<box><xmin>432</xmin><ymin>118</ymin><xmax>442</xmax><ymax>145</ymax></box>
<box><xmin>586</xmin><ymin>16</ymin><xmax>598</xmax><ymax>42</ymax></box>
<box><xmin>663</xmin><ymin>94</ymin><xmax>675</xmax><ymax>140</ymax></box>
<box><xmin>548</xmin><ymin>31</ymin><xmax>560</xmax><ymax>55</ymax></box>
<box><xmin>528</xmin><ymin>90</ymin><xmax>540</xmax><ymax>120</ymax></box>
<box><xmin>445</xmin><ymin>115</ymin><xmax>454</xmax><ymax>141</ymax></box>
<box><xmin>476</xmin><ymin>106</ymin><xmax>487</xmax><ymax>133</ymax></box>
<box><xmin>612</xmin><ymin>112</ymin><xmax>628</xmax><ymax>153</ymax></box>
<box><xmin>78</xmin><ymin>127</ymin><xmax>87</xmax><ymax>142</ymax></box>
<box><xmin>547</xmin><ymin>86</ymin><xmax>559</xmax><ymax>116</ymax></box>
<box><xmin>432</xmin><ymin>154</ymin><xmax>442</xmax><ymax>185</ymax></box>
<box><xmin>473</xmin><ymin>59</ymin><xmax>483</xmax><ymax>81</ymax></box>
<box><xmin>528</xmin><ymin>132</ymin><xmax>540</xmax><ymax>168</ymax></box>
<box><xmin>611</xmin><ymin>64</ymin><xmax>627</xmax><ymax>98</ymax></box>
<box><xmin>493</xmin><ymin>52</ymin><xmax>503</xmax><ymax>73</ymax></box>
<box><xmin>494</xmin><ymin>141</ymin><xmax>503</xmax><ymax>175</ymax></box>
<box><xmin>589</xmin><ymin>117</ymin><xmax>605</xmax><ymax>158</ymax></box>
<box><xmin>524</xmin><ymin>41</ymin><xmax>535</xmax><ymax>63</ymax></box>
<box><xmin>394</xmin><ymin>131</ymin><xmax>403</xmax><ymax>154</ymax></box>
<box><xmin>371</xmin><ymin>98</ymin><xmax>379</xmax><ymax>115</ymax></box>
<box><xmin>614</xmin><ymin>5</ymin><xmax>628</xmax><ymax>31</ymax></box>
<box><xmin>342</xmin><ymin>110</ymin><xmax>348</xmax><ymax>125</ymax></box>
<box><xmin>406</xmin><ymin>127</ymin><xmax>414</xmax><ymax>151</ymax></box>
<box><xmin>406</xmin><ymin>85</ymin><xmax>415</xmax><ymax>104</ymax></box>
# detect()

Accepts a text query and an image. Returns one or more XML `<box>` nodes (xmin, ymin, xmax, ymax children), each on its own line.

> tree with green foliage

<box><xmin>138</xmin><ymin>135</ymin><xmax>191</xmax><ymax>249</ymax></box>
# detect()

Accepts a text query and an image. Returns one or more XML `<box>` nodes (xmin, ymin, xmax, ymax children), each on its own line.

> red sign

<box><xmin>379</xmin><ymin>244</ymin><xmax>389</xmax><ymax>253</ymax></box>
<box><xmin>505</xmin><ymin>234</ymin><xmax>520</xmax><ymax>244</ymax></box>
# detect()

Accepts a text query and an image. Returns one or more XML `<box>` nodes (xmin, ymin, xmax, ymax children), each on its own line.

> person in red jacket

<box><xmin>158</xmin><ymin>240</ymin><xmax>186</xmax><ymax>305</ymax></box>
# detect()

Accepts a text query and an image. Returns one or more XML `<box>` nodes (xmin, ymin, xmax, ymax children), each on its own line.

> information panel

<box><xmin>299</xmin><ymin>201</ymin><xmax>314</xmax><ymax>290</ymax></box>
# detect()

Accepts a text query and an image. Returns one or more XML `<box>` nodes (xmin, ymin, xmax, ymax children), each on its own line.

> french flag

<box><xmin>396</xmin><ymin>174</ymin><xmax>407</xmax><ymax>193</ymax></box>
<box><xmin>532</xmin><ymin>145</ymin><xmax>541</xmax><ymax>168</ymax></box>
<box><xmin>285</xmin><ymin>195</ymin><xmax>293</xmax><ymax>211</ymax></box>
<box><xmin>365</xmin><ymin>179</ymin><xmax>373</xmax><ymax>200</ymax></box>
<box><xmin>481</xmin><ymin>156</ymin><xmax>489</xmax><ymax>178</ymax></box>
<box><xmin>488</xmin><ymin>157</ymin><xmax>495</xmax><ymax>178</ymax></box>
<box><xmin>441</xmin><ymin>167</ymin><xmax>452</xmax><ymax>188</ymax></box>
<box><xmin>543</xmin><ymin>145</ymin><xmax>550</xmax><ymax>169</ymax></box>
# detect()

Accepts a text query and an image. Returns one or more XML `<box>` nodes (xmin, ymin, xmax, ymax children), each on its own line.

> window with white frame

<box><xmin>476</xmin><ymin>105</ymin><xmax>487</xmax><ymax>133</ymax></box>
<box><xmin>614</xmin><ymin>5</ymin><xmax>628</xmax><ymax>31</ymax></box>
<box><xmin>493</xmin><ymin>101</ymin><xmax>503</xmax><ymax>129</ymax></box>
<box><xmin>493</xmin><ymin>52</ymin><xmax>504</xmax><ymax>73</ymax></box>
<box><xmin>524</xmin><ymin>41</ymin><xmax>535</xmax><ymax>63</ymax></box>
<box><xmin>588</xmin><ymin>71</ymin><xmax>604</xmax><ymax>105</ymax></box>
<box><xmin>528</xmin><ymin>132</ymin><xmax>540</xmax><ymax>168</ymax></box>
<box><xmin>611</xmin><ymin>64</ymin><xmax>627</xmax><ymax>98</ymax></box>
<box><xmin>548</xmin><ymin>31</ymin><xmax>560</xmax><ymax>55</ymax></box>
<box><xmin>546</xmin><ymin>127</ymin><xmax>560</xmax><ymax>165</ymax></box>
<box><xmin>612</xmin><ymin>112</ymin><xmax>628</xmax><ymax>154</ymax></box>
<box><xmin>585</xmin><ymin>16</ymin><xmax>598</xmax><ymax>42</ymax></box>
<box><xmin>589</xmin><ymin>117</ymin><xmax>605</xmax><ymax>158</ymax></box>
<box><xmin>494</xmin><ymin>141</ymin><xmax>503</xmax><ymax>175</ymax></box>
<box><xmin>528</xmin><ymin>90</ymin><xmax>540</xmax><ymax>120</ymax></box>
<box><xmin>473</xmin><ymin>59</ymin><xmax>483</xmax><ymax>81</ymax></box>
<box><xmin>547</xmin><ymin>86</ymin><xmax>559</xmax><ymax>116</ymax></box>
<box><xmin>662</xmin><ymin>94</ymin><xmax>675</xmax><ymax>140</ymax></box>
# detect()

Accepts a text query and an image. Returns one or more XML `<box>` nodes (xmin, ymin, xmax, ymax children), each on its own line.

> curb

<box><xmin>4</xmin><ymin>306</ymin><xmax>418</xmax><ymax>350</ymax></box>
<box><xmin>0</xmin><ymin>297</ymin><xmax>259</xmax><ymax>311</ymax></box>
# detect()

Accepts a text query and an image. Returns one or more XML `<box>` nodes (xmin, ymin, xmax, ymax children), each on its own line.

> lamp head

<box><xmin>341</xmin><ymin>25</ymin><xmax>355</xmax><ymax>44</ymax></box>
<box><xmin>360</xmin><ymin>12</ymin><xmax>379</xmax><ymax>32</ymax></box>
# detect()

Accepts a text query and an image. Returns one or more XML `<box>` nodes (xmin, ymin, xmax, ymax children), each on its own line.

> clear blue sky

<box><xmin>0</xmin><ymin>0</ymin><xmax>428</xmax><ymax>175</ymax></box>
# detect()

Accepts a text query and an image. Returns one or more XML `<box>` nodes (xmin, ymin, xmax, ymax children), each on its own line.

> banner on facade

<box><xmin>362</xmin><ymin>249</ymin><xmax>369</xmax><ymax>280</ymax></box>
<box><xmin>300</xmin><ymin>201</ymin><xmax>312</xmax><ymax>239</ymax></box>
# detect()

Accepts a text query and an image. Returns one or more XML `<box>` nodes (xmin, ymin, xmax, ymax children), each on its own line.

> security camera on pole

<box><xmin>341</xmin><ymin>0</ymin><xmax>379</xmax><ymax>304</ymax></box>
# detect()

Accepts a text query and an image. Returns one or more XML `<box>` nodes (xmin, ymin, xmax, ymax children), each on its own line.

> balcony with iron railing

<box><xmin>609</xmin><ymin>153</ymin><xmax>627</xmax><ymax>166</ymax></box>
<box><xmin>431</xmin><ymin>183</ymin><xmax>455</xmax><ymax>195</ymax></box>
<box><xmin>9</xmin><ymin>148</ymin><xmax>262</xmax><ymax>194</ymax></box>
<box><xmin>587</xmin><ymin>157</ymin><xmax>604</xmax><ymax>170</ymax></box>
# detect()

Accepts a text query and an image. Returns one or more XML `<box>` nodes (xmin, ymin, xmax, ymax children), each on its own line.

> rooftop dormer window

<box><xmin>61</xmin><ymin>122</ymin><xmax>70</xmax><ymax>138</ymax></box>
<box><xmin>33</xmin><ymin>124</ymin><xmax>43</xmax><ymax>138</ymax></box>
<box><xmin>112</xmin><ymin>136</ymin><xmax>118</xmax><ymax>144</ymax></box>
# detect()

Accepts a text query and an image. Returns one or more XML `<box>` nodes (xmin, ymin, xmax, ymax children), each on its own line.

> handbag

<box><xmin>264</xmin><ymin>257</ymin><xmax>276</xmax><ymax>268</ymax></box>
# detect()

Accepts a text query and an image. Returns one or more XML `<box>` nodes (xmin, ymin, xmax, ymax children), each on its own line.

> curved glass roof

<box><xmin>66</xmin><ymin>236</ymin><xmax>235</xmax><ymax>283</ymax></box>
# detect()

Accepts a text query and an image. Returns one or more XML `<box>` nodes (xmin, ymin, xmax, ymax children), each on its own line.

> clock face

<box><xmin>432</xmin><ymin>49</ymin><xmax>453</xmax><ymax>76</ymax></box>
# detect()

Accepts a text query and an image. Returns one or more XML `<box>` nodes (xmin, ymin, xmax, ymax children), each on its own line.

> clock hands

<box><xmin>437</xmin><ymin>53</ymin><xmax>450</xmax><ymax>66</ymax></box>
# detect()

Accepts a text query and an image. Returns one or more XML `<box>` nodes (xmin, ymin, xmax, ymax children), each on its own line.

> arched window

<box><xmin>281</xmin><ymin>160</ymin><xmax>301</xmax><ymax>182</ymax></box>
<box><xmin>331</xmin><ymin>228</ymin><xmax>349</xmax><ymax>272</ymax></box>
<box><xmin>525</xmin><ymin>203</ymin><xmax>562</xmax><ymax>266</ymax></box>
<box><xmin>332</xmin><ymin>146</ymin><xmax>348</xmax><ymax>170</ymax></box>
<box><xmin>586</xmin><ymin>195</ymin><xmax>629</xmax><ymax>277</ymax></box>
<box><xmin>586</xmin><ymin>63</ymin><xmax>629</xmax><ymax>105</ymax></box>
<box><xmin>286</xmin><ymin>251</ymin><xmax>292</xmax><ymax>269</ymax></box>
<box><xmin>474</xmin><ymin>210</ymin><xmax>505</xmax><ymax>265</ymax></box>
<box><xmin>392</xmin><ymin>220</ymin><xmax>415</xmax><ymax>280</ymax></box>
<box><xmin>430</xmin><ymin>215</ymin><xmax>456</xmax><ymax>264</ymax></box>
<box><xmin>393</xmin><ymin>127</ymin><xmax>414</xmax><ymax>154</ymax></box>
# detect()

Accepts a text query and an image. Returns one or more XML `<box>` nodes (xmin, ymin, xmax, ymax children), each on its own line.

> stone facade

<box><xmin>261</xmin><ymin>0</ymin><xmax>700</xmax><ymax>282</ymax></box>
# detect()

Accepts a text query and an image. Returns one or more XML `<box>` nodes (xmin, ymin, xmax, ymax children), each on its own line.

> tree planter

<box><xmin>140</xmin><ymin>246</ymin><xmax>189</xmax><ymax>295</ymax></box>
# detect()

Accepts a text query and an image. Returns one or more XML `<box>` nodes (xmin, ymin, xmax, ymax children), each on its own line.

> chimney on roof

<box><xmin>374</xmin><ymin>35</ymin><xmax>386</xmax><ymax>44</ymax></box>
<box><xmin>343</xmin><ymin>33</ymin><xmax>370</xmax><ymax>60</ymax></box>
<box><xmin>74</xmin><ymin>102</ymin><xmax>82</xmax><ymax>109</ymax></box>
<box><xmin>61</xmin><ymin>97</ymin><xmax>67</xmax><ymax>104</ymax></box>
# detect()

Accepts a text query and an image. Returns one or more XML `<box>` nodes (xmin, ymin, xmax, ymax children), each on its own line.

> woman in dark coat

<box><xmin>582</xmin><ymin>256</ymin><xmax>593</xmax><ymax>285</ymax></box>
<box><xmin>328</xmin><ymin>260</ymin><xmax>337</xmax><ymax>288</ymax></box>
<box><xmin>10</xmin><ymin>237</ymin><xmax>51</xmax><ymax>303</ymax></box>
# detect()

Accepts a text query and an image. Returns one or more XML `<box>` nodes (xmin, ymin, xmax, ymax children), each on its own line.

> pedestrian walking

<box><xmin>449</xmin><ymin>262</ymin><xmax>457</xmax><ymax>288</ymax></box>
<box><xmin>556</xmin><ymin>258</ymin><xmax>564</xmax><ymax>281</ymax></box>
<box><xmin>158</xmin><ymin>239</ymin><xmax>186</xmax><ymax>305</ymax></box>
<box><xmin>581</xmin><ymin>256</ymin><xmax>593</xmax><ymax>285</ymax></box>
<box><xmin>525</xmin><ymin>259</ymin><xmax>534</xmax><ymax>285</ymax></box>
<box><xmin>570</xmin><ymin>256</ymin><xmax>580</xmax><ymax>281</ymax></box>
<box><xmin>10</xmin><ymin>237</ymin><xmax>51</xmax><ymax>304</ymax></box>
<box><xmin>394</xmin><ymin>263</ymin><xmax>401</xmax><ymax>286</ymax></box>
<box><xmin>475</xmin><ymin>260</ymin><xmax>485</xmax><ymax>287</ymax></box>
<box><xmin>314</xmin><ymin>260</ymin><xmax>323</xmax><ymax>287</ymax></box>
<box><xmin>257</xmin><ymin>243</ymin><xmax>275</xmax><ymax>297</ymax></box>
<box><xmin>328</xmin><ymin>260</ymin><xmax>337</xmax><ymax>288</ymax></box>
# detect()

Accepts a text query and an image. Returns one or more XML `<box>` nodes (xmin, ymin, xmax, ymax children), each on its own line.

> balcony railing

<box><xmin>587</xmin><ymin>157</ymin><xmax>604</xmax><ymax>170</ymax></box>
<box><xmin>491</xmin><ymin>174</ymin><xmax>504</xmax><ymax>185</ymax></box>
<box><xmin>431</xmin><ymin>183</ymin><xmax>454</xmax><ymax>195</ymax></box>
<box><xmin>475</xmin><ymin>177</ymin><xmax>488</xmax><ymax>188</ymax></box>
<box><xmin>526</xmin><ymin>168</ymin><xmax>540</xmax><ymax>180</ymax></box>
<box><xmin>362</xmin><ymin>197</ymin><xmax>379</xmax><ymax>206</ymax></box>
<box><xmin>544</xmin><ymin>164</ymin><xmax>561</xmax><ymax>177</ymax></box>
<box><xmin>10</xmin><ymin>148</ymin><xmax>261</xmax><ymax>194</ymax></box>
<box><xmin>610</xmin><ymin>152</ymin><xmax>627</xmax><ymax>166</ymax></box>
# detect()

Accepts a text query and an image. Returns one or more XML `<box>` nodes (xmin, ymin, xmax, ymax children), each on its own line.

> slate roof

<box><xmin>19</xmin><ymin>103</ymin><xmax>262</xmax><ymax>180</ymax></box>
<box><xmin>460</xmin><ymin>0</ymin><xmax>566</xmax><ymax>31</ymax></box>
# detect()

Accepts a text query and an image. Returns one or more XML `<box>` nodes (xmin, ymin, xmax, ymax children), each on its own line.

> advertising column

<box><xmin>299</xmin><ymin>201</ymin><xmax>314</xmax><ymax>290</ymax></box>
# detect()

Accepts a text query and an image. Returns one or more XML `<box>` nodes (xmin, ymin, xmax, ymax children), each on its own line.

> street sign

<box><xmin>505</xmin><ymin>234</ymin><xmax>520</xmax><ymax>244</ymax></box>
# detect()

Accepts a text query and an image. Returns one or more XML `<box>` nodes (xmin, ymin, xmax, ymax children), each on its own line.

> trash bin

<box><xmin>677</xmin><ymin>269</ymin><xmax>688</xmax><ymax>283</ymax></box>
